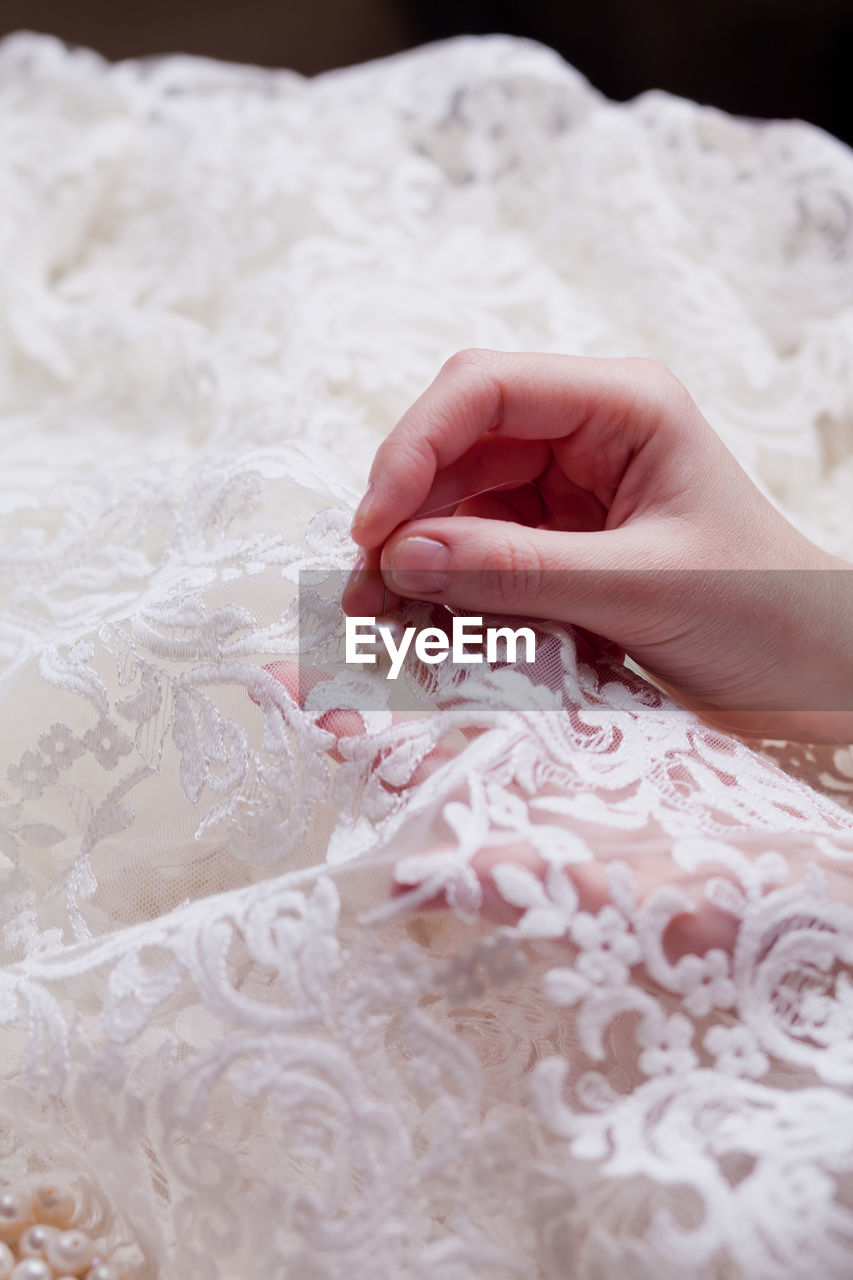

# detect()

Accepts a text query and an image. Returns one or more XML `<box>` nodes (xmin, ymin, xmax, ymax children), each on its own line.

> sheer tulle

<box><xmin>1</xmin><ymin>31</ymin><xmax>853</xmax><ymax>1279</ymax></box>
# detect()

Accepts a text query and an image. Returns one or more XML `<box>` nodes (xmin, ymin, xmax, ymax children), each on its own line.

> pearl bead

<box><xmin>46</xmin><ymin>1229</ymin><xmax>95</xmax><ymax>1276</ymax></box>
<box><xmin>372</xmin><ymin>616</ymin><xmax>406</xmax><ymax>669</ymax></box>
<box><xmin>32</xmin><ymin>1182</ymin><xmax>76</xmax><ymax>1228</ymax></box>
<box><xmin>0</xmin><ymin>1189</ymin><xmax>33</xmax><ymax>1243</ymax></box>
<box><xmin>18</xmin><ymin>1225</ymin><xmax>57</xmax><ymax>1259</ymax></box>
<box><xmin>10</xmin><ymin>1260</ymin><xmax>52</xmax><ymax>1280</ymax></box>
<box><xmin>0</xmin><ymin>1241</ymin><xmax>14</xmax><ymax>1280</ymax></box>
<box><xmin>86</xmin><ymin>1266</ymin><xmax>122</xmax><ymax>1280</ymax></box>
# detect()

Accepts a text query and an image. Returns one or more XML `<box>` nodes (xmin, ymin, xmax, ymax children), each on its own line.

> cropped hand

<box><xmin>345</xmin><ymin>350</ymin><xmax>853</xmax><ymax>741</ymax></box>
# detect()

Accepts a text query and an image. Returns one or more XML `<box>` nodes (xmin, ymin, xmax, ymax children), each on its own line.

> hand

<box><xmin>345</xmin><ymin>350</ymin><xmax>853</xmax><ymax>742</ymax></box>
<box><xmin>262</xmin><ymin>658</ymin><xmax>853</xmax><ymax>964</ymax></box>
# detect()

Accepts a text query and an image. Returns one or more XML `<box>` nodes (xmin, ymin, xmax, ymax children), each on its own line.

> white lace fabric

<box><xmin>2</xmin><ymin>31</ymin><xmax>853</xmax><ymax>1279</ymax></box>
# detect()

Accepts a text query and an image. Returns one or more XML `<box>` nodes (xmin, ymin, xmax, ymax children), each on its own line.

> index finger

<box><xmin>349</xmin><ymin>349</ymin><xmax>676</xmax><ymax>549</ymax></box>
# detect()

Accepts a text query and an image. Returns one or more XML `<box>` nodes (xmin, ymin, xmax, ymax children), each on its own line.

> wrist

<box><xmin>710</xmin><ymin>553</ymin><xmax>853</xmax><ymax>744</ymax></box>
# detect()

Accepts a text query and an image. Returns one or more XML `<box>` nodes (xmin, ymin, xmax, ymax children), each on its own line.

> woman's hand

<box><xmin>344</xmin><ymin>350</ymin><xmax>853</xmax><ymax>742</ymax></box>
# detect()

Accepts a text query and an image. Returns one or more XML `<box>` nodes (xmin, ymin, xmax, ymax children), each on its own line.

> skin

<box><xmin>344</xmin><ymin>349</ymin><xmax>853</xmax><ymax>743</ymax></box>
<box><xmin>273</xmin><ymin>350</ymin><xmax>853</xmax><ymax>955</ymax></box>
<box><xmin>265</xmin><ymin>645</ymin><xmax>853</xmax><ymax>960</ymax></box>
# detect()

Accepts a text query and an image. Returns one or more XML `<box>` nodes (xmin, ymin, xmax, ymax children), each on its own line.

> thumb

<box><xmin>379</xmin><ymin>515</ymin><xmax>663</xmax><ymax>642</ymax></box>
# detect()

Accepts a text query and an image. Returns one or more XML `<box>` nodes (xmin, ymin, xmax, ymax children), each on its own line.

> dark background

<box><xmin>0</xmin><ymin>0</ymin><xmax>850</xmax><ymax>146</ymax></box>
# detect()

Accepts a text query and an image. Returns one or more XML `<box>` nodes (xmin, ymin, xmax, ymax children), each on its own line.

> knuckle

<box><xmin>376</xmin><ymin>430</ymin><xmax>438</xmax><ymax>492</ymax></box>
<box><xmin>481</xmin><ymin>535</ymin><xmax>545</xmax><ymax>605</ymax></box>
<box><xmin>398</xmin><ymin>432</ymin><xmax>436</xmax><ymax>473</ymax></box>
<box><xmin>441</xmin><ymin>348</ymin><xmax>489</xmax><ymax>377</ymax></box>
<box><xmin>617</xmin><ymin>357</ymin><xmax>696</xmax><ymax>426</ymax></box>
<box><xmin>439</xmin><ymin>349</ymin><xmax>504</xmax><ymax>433</ymax></box>
<box><xmin>622</xmin><ymin>356</ymin><xmax>678</xmax><ymax>391</ymax></box>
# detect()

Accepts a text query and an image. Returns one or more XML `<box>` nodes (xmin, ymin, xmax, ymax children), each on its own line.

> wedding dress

<box><xmin>1</xmin><ymin>30</ymin><xmax>853</xmax><ymax>1279</ymax></box>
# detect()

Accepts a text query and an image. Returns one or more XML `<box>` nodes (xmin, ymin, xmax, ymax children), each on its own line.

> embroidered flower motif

<box><xmin>569</xmin><ymin>905</ymin><xmax>641</xmax><ymax>987</ymax></box>
<box><xmin>704</xmin><ymin>1024</ymin><xmax>769</xmax><ymax>1078</ymax></box>
<box><xmin>82</xmin><ymin>717</ymin><xmax>133</xmax><ymax>770</ymax></box>
<box><xmin>638</xmin><ymin>1013</ymin><xmax>698</xmax><ymax>1076</ymax></box>
<box><xmin>38</xmin><ymin>723</ymin><xmax>85</xmax><ymax>769</ymax></box>
<box><xmin>6</xmin><ymin>749</ymin><xmax>59</xmax><ymax>799</ymax></box>
<box><xmin>674</xmin><ymin>948</ymin><xmax>736</xmax><ymax>1017</ymax></box>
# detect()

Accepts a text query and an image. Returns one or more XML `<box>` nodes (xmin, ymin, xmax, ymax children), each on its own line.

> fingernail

<box><xmin>387</xmin><ymin>536</ymin><xmax>450</xmax><ymax>595</ymax></box>
<box><xmin>345</xmin><ymin>553</ymin><xmax>366</xmax><ymax>593</ymax></box>
<box><xmin>351</xmin><ymin>484</ymin><xmax>376</xmax><ymax>535</ymax></box>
